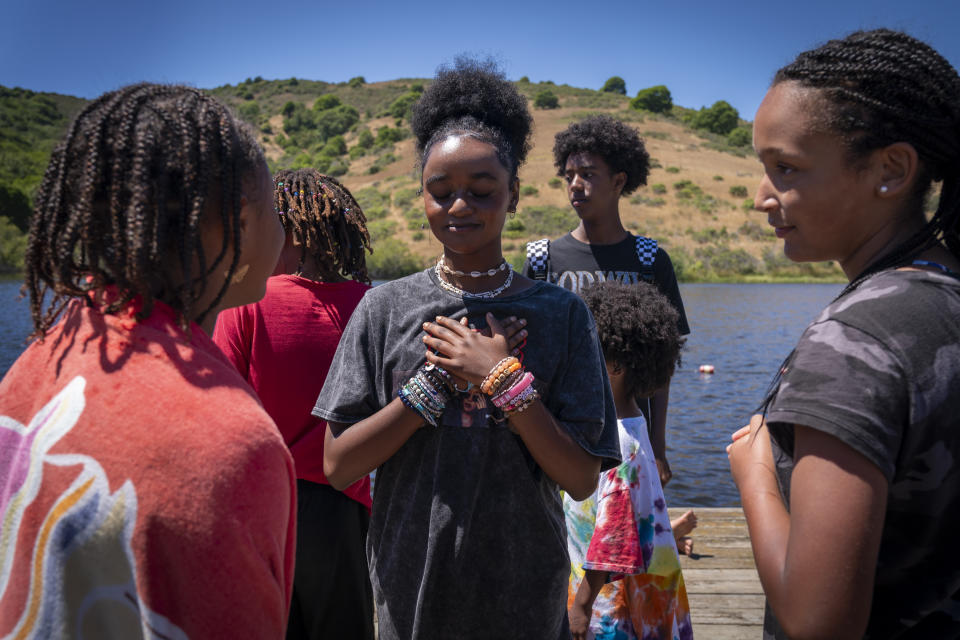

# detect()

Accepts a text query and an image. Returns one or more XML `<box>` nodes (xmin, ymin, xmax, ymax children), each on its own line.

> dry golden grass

<box><xmin>261</xmin><ymin>91</ymin><xmax>839</xmax><ymax>280</ymax></box>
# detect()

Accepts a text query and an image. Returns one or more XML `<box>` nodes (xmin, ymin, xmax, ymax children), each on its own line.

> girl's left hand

<box><xmin>422</xmin><ymin>313</ymin><xmax>512</xmax><ymax>385</ymax></box>
<box><xmin>727</xmin><ymin>414</ymin><xmax>777</xmax><ymax>492</ymax></box>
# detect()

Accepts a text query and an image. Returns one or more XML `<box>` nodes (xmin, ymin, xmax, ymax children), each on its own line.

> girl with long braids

<box><xmin>313</xmin><ymin>59</ymin><xmax>620</xmax><ymax>639</ymax></box>
<box><xmin>0</xmin><ymin>84</ymin><xmax>294</xmax><ymax>637</ymax></box>
<box><xmin>213</xmin><ymin>169</ymin><xmax>375</xmax><ymax>640</ymax></box>
<box><xmin>727</xmin><ymin>30</ymin><xmax>960</xmax><ymax>639</ymax></box>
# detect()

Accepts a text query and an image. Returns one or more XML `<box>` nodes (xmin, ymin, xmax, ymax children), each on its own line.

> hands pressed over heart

<box><xmin>422</xmin><ymin>313</ymin><xmax>524</xmax><ymax>385</ymax></box>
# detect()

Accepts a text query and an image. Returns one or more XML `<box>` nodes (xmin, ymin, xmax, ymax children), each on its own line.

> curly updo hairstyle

<box><xmin>273</xmin><ymin>169</ymin><xmax>372</xmax><ymax>284</ymax></box>
<box><xmin>26</xmin><ymin>83</ymin><xmax>265</xmax><ymax>337</ymax></box>
<box><xmin>411</xmin><ymin>57</ymin><xmax>533</xmax><ymax>181</ymax></box>
<box><xmin>553</xmin><ymin>115</ymin><xmax>651</xmax><ymax>195</ymax></box>
<box><xmin>581</xmin><ymin>281</ymin><xmax>684</xmax><ymax>399</ymax></box>
<box><xmin>774</xmin><ymin>28</ymin><xmax>960</xmax><ymax>285</ymax></box>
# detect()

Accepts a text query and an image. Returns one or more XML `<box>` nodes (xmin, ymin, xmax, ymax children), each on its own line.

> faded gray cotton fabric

<box><xmin>313</xmin><ymin>268</ymin><xmax>620</xmax><ymax>640</ymax></box>
<box><xmin>763</xmin><ymin>269</ymin><xmax>960</xmax><ymax>640</ymax></box>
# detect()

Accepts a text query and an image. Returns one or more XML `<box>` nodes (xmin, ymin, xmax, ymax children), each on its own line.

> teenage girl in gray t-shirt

<box><xmin>313</xmin><ymin>60</ymin><xmax>621</xmax><ymax>640</ymax></box>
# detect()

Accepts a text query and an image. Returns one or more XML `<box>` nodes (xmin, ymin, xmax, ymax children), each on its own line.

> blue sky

<box><xmin>2</xmin><ymin>0</ymin><xmax>958</xmax><ymax>120</ymax></box>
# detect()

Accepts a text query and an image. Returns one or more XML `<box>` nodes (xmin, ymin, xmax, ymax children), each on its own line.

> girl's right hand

<box><xmin>568</xmin><ymin>603</ymin><xmax>591</xmax><ymax>640</ymax></box>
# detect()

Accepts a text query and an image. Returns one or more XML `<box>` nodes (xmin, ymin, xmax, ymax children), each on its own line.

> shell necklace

<box><xmin>438</xmin><ymin>255</ymin><xmax>508</xmax><ymax>278</ymax></box>
<box><xmin>434</xmin><ymin>260</ymin><xmax>514</xmax><ymax>299</ymax></box>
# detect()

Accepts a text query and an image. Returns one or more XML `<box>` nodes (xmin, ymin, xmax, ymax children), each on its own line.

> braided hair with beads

<box><xmin>774</xmin><ymin>28</ymin><xmax>960</xmax><ymax>291</ymax></box>
<box><xmin>273</xmin><ymin>168</ymin><xmax>372</xmax><ymax>284</ymax></box>
<box><xmin>25</xmin><ymin>83</ymin><xmax>265</xmax><ymax>338</ymax></box>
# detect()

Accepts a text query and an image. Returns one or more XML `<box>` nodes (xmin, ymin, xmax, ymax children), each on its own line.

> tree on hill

<box><xmin>389</xmin><ymin>92</ymin><xmax>421</xmax><ymax>120</ymax></box>
<box><xmin>631</xmin><ymin>85</ymin><xmax>672</xmax><ymax>113</ymax></box>
<box><xmin>534</xmin><ymin>90</ymin><xmax>559</xmax><ymax>109</ymax></box>
<box><xmin>692</xmin><ymin>100</ymin><xmax>739</xmax><ymax>135</ymax></box>
<box><xmin>601</xmin><ymin>76</ymin><xmax>627</xmax><ymax>95</ymax></box>
<box><xmin>313</xmin><ymin>94</ymin><xmax>341</xmax><ymax>111</ymax></box>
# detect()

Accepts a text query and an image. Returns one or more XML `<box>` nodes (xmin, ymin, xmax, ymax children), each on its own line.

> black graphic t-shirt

<box><xmin>522</xmin><ymin>233</ymin><xmax>690</xmax><ymax>335</ymax></box>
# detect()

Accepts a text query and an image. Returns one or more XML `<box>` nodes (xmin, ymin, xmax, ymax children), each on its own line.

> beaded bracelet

<box><xmin>504</xmin><ymin>387</ymin><xmax>540</xmax><ymax>416</ymax></box>
<box><xmin>488</xmin><ymin>361</ymin><xmax>522</xmax><ymax>396</ymax></box>
<box><xmin>398</xmin><ymin>363</ymin><xmax>456</xmax><ymax>427</ymax></box>
<box><xmin>492</xmin><ymin>371</ymin><xmax>534</xmax><ymax>408</ymax></box>
<box><xmin>398</xmin><ymin>383</ymin><xmax>439</xmax><ymax>426</ymax></box>
<box><xmin>481</xmin><ymin>356</ymin><xmax>520</xmax><ymax>395</ymax></box>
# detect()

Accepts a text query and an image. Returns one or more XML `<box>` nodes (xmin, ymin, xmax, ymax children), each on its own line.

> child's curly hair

<box><xmin>553</xmin><ymin>115</ymin><xmax>650</xmax><ymax>195</ymax></box>
<box><xmin>581</xmin><ymin>281</ymin><xmax>684</xmax><ymax>398</ymax></box>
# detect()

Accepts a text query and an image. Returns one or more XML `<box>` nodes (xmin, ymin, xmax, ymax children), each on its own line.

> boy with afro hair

<box><xmin>565</xmin><ymin>281</ymin><xmax>693</xmax><ymax>640</ymax></box>
<box><xmin>523</xmin><ymin>115</ymin><xmax>689</xmax><ymax>488</ymax></box>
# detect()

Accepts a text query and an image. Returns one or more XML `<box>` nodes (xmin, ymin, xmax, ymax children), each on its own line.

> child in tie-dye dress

<box><xmin>566</xmin><ymin>282</ymin><xmax>693</xmax><ymax>640</ymax></box>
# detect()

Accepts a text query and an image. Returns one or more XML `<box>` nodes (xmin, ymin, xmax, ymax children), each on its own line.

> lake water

<box><xmin>0</xmin><ymin>278</ymin><xmax>842</xmax><ymax>507</ymax></box>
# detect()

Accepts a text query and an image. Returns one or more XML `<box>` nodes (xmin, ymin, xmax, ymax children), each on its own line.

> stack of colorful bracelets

<box><xmin>483</xmin><ymin>356</ymin><xmax>540</xmax><ymax>416</ymax></box>
<box><xmin>397</xmin><ymin>363</ymin><xmax>456</xmax><ymax>427</ymax></box>
<box><xmin>398</xmin><ymin>357</ymin><xmax>540</xmax><ymax>426</ymax></box>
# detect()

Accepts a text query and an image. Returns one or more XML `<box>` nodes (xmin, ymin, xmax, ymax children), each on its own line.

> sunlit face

<box><xmin>220</xmin><ymin>160</ymin><xmax>285</xmax><ymax>308</ymax></box>
<box><xmin>422</xmin><ymin>135</ymin><xmax>518</xmax><ymax>260</ymax></box>
<box><xmin>752</xmin><ymin>82</ymin><xmax>879</xmax><ymax>267</ymax></box>
<box><xmin>563</xmin><ymin>151</ymin><xmax>625</xmax><ymax>222</ymax></box>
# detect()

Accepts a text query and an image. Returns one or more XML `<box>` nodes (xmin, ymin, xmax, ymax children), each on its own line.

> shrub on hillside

<box><xmin>315</xmin><ymin>105</ymin><xmax>360</xmax><ymax>140</ymax></box>
<box><xmin>520</xmin><ymin>185</ymin><xmax>539</xmax><ymax>197</ymax></box>
<box><xmin>394</xmin><ymin>187</ymin><xmax>419</xmax><ymax>208</ymax></box>
<box><xmin>739</xmin><ymin>220</ymin><xmax>774</xmax><ymax>240</ymax></box>
<box><xmin>390</xmin><ymin>92</ymin><xmax>421</xmax><ymax>120</ymax></box>
<box><xmin>601</xmin><ymin>76</ymin><xmax>627</xmax><ymax>95</ymax></box>
<box><xmin>322</xmin><ymin>135</ymin><xmax>347</xmax><ymax>156</ymax></box>
<box><xmin>313</xmin><ymin>94</ymin><xmax>342</xmax><ymax>111</ymax></box>
<box><xmin>517</xmin><ymin>205</ymin><xmax>578</xmax><ymax>235</ymax></box>
<box><xmin>696</xmin><ymin>244</ymin><xmax>760</xmax><ymax>276</ymax></box>
<box><xmin>368</xmin><ymin>219</ymin><xmax>398</xmax><ymax>243</ymax></box>
<box><xmin>534</xmin><ymin>90</ymin><xmax>559</xmax><ymax>109</ymax></box>
<box><xmin>631</xmin><ymin>85</ymin><xmax>672</xmax><ymax>113</ymax></box>
<box><xmin>548</xmin><ymin>177</ymin><xmax>563</xmax><ymax>189</ymax></box>
<box><xmin>650</xmin><ymin>183</ymin><xmax>667</xmax><ymax>195</ymax></box>
<box><xmin>357</xmin><ymin>129</ymin><xmax>375</xmax><ymax>149</ymax></box>
<box><xmin>375</xmin><ymin>126</ymin><xmax>407</xmax><ymax>147</ymax></box>
<box><xmin>727</xmin><ymin>126</ymin><xmax>751</xmax><ymax>147</ymax></box>
<box><xmin>692</xmin><ymin>101</ymin><xmax>739</xmax><ymax>135</ymax></box>
<box><xmin>729</xmin><ymin>185</ymin><xmax>748</xmax><ymax>198</ymax></box>
<box><xmin>665</xmin><ymin>166</ymin><xmax>680</xmax><ymax>173</ymax></box>
<box><xmin>367</xmin><ymin>238</ymin><xmax>422</xmax><ymax>279</ymax></box>
<box><xmin>237</xmin><ymin>101</ymin><xmax>260</xmax><ymax>124</ymax></box>
<box><xmin>348</xmin><ymin>76</ymin><xmax>366</xmax><ymax>88</ymax></box>
<box><xmin>327</xmin><ymin>158</ymin><xmax>349</xmax><ymax>176</ymax></box>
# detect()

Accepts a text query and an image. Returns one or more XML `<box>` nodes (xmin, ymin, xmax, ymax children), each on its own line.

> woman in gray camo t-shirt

<box><xmin>727</xmin><ymin>30</ymin><xmax>960</xmax><ymax>640</ymax></box>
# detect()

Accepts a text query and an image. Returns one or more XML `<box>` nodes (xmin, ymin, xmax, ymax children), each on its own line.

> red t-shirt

<box><xmin>0</xmin><ymin>298</ymin><xmax>296</xmax><ymax>638</ymax></box>
<box><xmin>213</xmin><ymin>275</ymin><xmax>372</xmax><ymax>508</ymax></box>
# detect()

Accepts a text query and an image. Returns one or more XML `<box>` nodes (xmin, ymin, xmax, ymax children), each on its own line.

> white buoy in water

<box><xmin>699</xmin><ymin>364</ymin><xmax>715</xmax><ymax>374</ymax></box>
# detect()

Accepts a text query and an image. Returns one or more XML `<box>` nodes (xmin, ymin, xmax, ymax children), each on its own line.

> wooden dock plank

<box><xmin>670</xmin><ymin>507</ymin><xmax>765</xmax><ymax>637</ymax></box>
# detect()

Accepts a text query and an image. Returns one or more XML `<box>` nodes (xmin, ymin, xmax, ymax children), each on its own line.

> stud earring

<box><xmin>229</xmin><ymin>264</ymin><xmax>250</xmax><ymax>284</ymax></box>
<box><xmin>879</xmin><ymin>185</ymin><xmax>889</xmax><ymax>194</ymax></box>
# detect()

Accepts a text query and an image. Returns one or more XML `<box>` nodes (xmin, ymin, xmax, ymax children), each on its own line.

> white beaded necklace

<box><xmin>438</xmin><ymin>255</ymin><xmax>508</xmax><ymax>278</ymax></box>
<box><xmin>434</xmin><ymin>261</ymin><xmax>514</xmax><ymax>299</ymax></box>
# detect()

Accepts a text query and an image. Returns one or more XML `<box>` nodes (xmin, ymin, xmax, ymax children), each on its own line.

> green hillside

<box><xmin>0</xmin><ymin>77</ymin><xmax>844</xmax><ymax>281</ymax></box>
